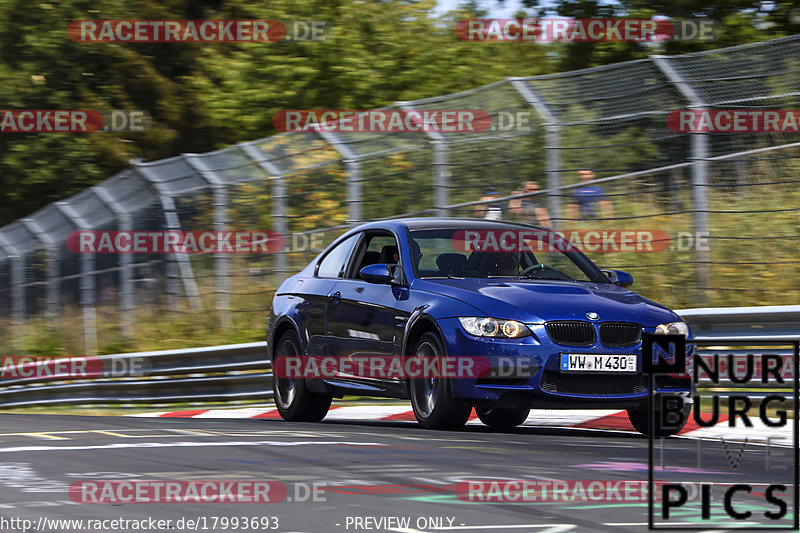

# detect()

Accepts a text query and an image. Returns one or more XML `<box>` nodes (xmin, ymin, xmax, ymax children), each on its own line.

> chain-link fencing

<box><xmin>1</xmin><ymin>35</ymin><xmax>799</xmax><ymax>355</ymax></box>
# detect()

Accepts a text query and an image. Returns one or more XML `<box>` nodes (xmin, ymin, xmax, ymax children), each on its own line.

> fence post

<box><xmin>92</xmin><ymin>186</ymin><xmax>134</xmax><ymax>340</ymax></box>
<box><xmin>184</xmin><ymin>155</ymin><xmax>231</xmax><ymax>329</ymax></box>
<box><xmin>21</xmin><ymin>218</ymin><xmax>59</xmax><ymax>329</ymax></box>
<box><xmin>161</xmin><ymin>194</ymin><xmax>198</xmax><ymax>314</ymax></box>
<box><xmin>508</xmin><ymin>79</ymin><xmax>561</xmax><ymax>228</ymax></box>
<box><xmin>0</xmin><ymin>234</ymin><xmax>24</xmax><ymax>354</ymax></box>
<box><xmin>432</xmin><ymin>140</ymin><xmax>449</xmax><ymax>217</ymax></box>
<box><xmin>213</xmin><ymin>184</ymin><xmax>230</xmax><ymax>327</ymax></box>
<box><xmin>55</xmin><ymin>202</ymin><xmax>97</xmax><ymax>355</ymax></box>
<box><xmin>239</xmin><ymin>143</ymin><xmax>288</xmax><ymax>281</ymax></box>
<box><xmin>316</xmin><ymin>130</ymin><xmax>362</xmax><ymax>223</ymax></box>
<box><xmin>396</xmin><ymin>102</ymin><xmax>450</xmax><ymax>216</ymax></box>
<box><xmin>10</xmin><ymin>255</ymin><xmax>24</xmax><ymax>354</ymax></box>
<box><xmin>652</xmin><ymin>56</ymin><xmax>710</xmax><ymax>304</ymax></box>
<box><xmin>132</xmin><ymin>165</ymin><xmax>201</xmax><ymax>315</ymax></box>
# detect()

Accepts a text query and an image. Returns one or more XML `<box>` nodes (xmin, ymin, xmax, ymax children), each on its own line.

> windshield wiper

<box><xmin>515</xmin><ymin>274</ymin><xmax>575</xmax><ymax>281</ymax></box>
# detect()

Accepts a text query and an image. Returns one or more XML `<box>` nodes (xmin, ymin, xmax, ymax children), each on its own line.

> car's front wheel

<box><xmin>272</xmin><ymin>330</ymin><xmax>332</xmax><ymax>422</ymax></box>
<box><xmin>627</xmin><ymin>400</ymin><xmax>690</xmax><ymax>437</ymax></box>
<box><xmin>409</xmin><ymin>332</ymin><xmax>472</xmax><ymax>430</ymax></box>
<box><xmin>476</xmin><ymin>407</ymin><xmax>530</xmax><ymax>429</ymax></box>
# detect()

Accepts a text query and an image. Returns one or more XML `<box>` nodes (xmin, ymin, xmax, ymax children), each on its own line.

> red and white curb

<box><xmin>127</xmin><ymin>405</ymin><xmax>792</xmax><ymax>446</ymax></box>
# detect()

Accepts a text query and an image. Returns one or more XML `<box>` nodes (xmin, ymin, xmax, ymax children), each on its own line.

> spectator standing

<box><xmin>566</xmin><ymin>169</ymin><xmax>613</xmax><ymax>220</ymax></box>
<box><xmin>508</xmin><ymin>181</ymin><xmax>551</xmax><ymax>227</ymax></box>
<box><xmin>474</xmin><ymin>189</ymin><xmax>504</xmax><ymax>220</ymax></box>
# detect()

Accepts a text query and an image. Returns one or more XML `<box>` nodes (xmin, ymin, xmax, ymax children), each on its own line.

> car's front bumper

<box><xmin>436</xmin><ymin>318</ymin><xmax>694</xmax><ymax>408</ymax></box>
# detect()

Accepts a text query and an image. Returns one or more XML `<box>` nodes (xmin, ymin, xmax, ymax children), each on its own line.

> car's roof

<box><xmin>356</xmin><ymin>217</ymin><xmax>546</xmax><ymax>232</ymax></box>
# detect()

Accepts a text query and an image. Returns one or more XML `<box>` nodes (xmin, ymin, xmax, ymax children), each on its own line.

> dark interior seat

<box><xmin>467</xmin><ymin>252</ymin><xmax>520</xmax><ymax>276</ymax></box>
<box><xmin>378</xmin><ymin>245</ymin><xmax>399</xmax><ymax>264</ymax></box>
<box><xmin>359</xmin><ymin>250</ymin><xmax>380</xmax><ymax>271</ymax></box>
<box><xmin>436</xmin><ymin>253</ymin><xmax>467</xmax><ymax>276</ymax></box>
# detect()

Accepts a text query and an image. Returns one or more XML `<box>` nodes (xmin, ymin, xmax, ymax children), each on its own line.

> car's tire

<box><xmin>272</xmin><ymin>330</ymin><xmax>332</xmax><ymax>422</ymax></box>
<box><xmin>409</xmin><ymin>332</ymin><xmax>472</xmax><ymax>430</ymax></box>
<box><xmin>627</xmin><ymin>402</ymin><xmax>689</xmax><ymax>437</ymax></box>
<box><xmin>476</xmin><ymin>407</ymin><xmax>530</xmax><ymax>429</ymax></box>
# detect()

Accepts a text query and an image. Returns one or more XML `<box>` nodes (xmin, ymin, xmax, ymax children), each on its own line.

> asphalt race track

<box><xmin>0</xmin><ymin>413</ymin><xmax>794</xmax><ymax>533</ymax></box>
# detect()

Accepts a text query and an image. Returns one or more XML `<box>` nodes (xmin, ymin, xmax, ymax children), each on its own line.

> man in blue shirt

<box><xmin>566</xmin><ymin>169</ymin><xmax>613</xmax><ymax>220</ymax></box>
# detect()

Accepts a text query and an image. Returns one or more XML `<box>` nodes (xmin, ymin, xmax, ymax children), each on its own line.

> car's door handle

<box><xmin>329</xmin><ymin>291</ymin><xmax>341</xmax><ymax>304</ymax></box>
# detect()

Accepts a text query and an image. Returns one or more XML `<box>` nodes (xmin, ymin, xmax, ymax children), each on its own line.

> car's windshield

<box><xmin>408</xmin><ymin>226</ymin><xmax>607</xmax><ymax>283</ymax></box>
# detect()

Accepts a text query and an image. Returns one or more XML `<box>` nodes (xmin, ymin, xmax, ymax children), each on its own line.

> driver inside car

<box><xmin>468</xmin><ymin>251</ymin><xmax>521</xmax><ymax>277</ymax></box>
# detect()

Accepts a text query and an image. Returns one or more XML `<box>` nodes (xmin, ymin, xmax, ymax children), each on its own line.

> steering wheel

<box><xmin>519</xmin><ymin>263</ymin><xmax>572</xmax><ymax>280</ymax></box>
<box><xmin>519</xmin><ymin>263</ymin><xmax>547</xmax><ymax>276</ymax></box>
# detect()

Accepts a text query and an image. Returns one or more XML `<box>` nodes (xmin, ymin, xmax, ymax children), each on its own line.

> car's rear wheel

<box><xmin>476</xmin><ymin>407</ymin><xmax>530</xmax><ymax>429</ymax></box>
<box><xmin>409</xmin><ymin>332</ymin><xmax>471</xmax><ymax>430</ymax></box>
<box><xmin>272</xmin><ymin>330</ymin><xmax>331</xmax><ymax>422</ymax></box>
<box><xmin>627</xmin><ymin>401</ymin><xmax>689</xmax><ymax>437</ymax></box>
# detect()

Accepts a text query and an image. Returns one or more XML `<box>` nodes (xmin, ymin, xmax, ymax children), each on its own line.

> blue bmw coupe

<box><xmin>267</xmin><ymin>218</ymin><xmax>693</xmax><ymax>434</ymax></box>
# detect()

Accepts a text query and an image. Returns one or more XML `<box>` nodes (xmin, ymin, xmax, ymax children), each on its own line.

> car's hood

<box><xmin>415</xmin><ymin>278</ymin><xmax>679</xmax><ymax>326</ymax></box>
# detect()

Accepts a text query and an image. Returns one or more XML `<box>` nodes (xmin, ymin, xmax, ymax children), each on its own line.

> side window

<box><xmin>347</xmin><ymin>233</ymin><xmax>400</xmax><ymax>279</ymax></box>
<box><xmin>366</xmin><ymin>234</ymin><xmax>400</xmax><ymax>263</ymax></box>
<box><xmin>316</xmin><ymin>234</ymin><xmax>359</xmax><ymax>278</ymax></box>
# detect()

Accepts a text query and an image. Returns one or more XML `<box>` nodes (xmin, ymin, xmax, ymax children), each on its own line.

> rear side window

<box><xmin>316</xmin><ymin>234</ymin><xmax>359</xmax><ymax>278</ymax></box>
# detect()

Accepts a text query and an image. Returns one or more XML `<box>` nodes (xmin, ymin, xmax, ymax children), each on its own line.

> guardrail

<box><xmin>0</xmin><ymin>342</ymin><xmax>271</xmax><ymax>407</ymax></box>
<box><xmin>0</xmin><ymin>306</ymin><xmax>796</xmax><ymax>408</ymax></box>
<box><xmin>676</xmin><ymin>304</ymin><xmax>800</xmax><ymax>341</ymax></box>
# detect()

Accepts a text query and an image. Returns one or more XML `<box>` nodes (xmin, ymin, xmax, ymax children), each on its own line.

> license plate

<box><xmin>560</xmin><ymin>354</ymin><xmax>637</xmax><ymax>373</ymax></box>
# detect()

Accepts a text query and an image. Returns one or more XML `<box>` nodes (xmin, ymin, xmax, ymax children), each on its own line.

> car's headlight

<box><xmin>459</xmin><ymin>317</ymin><xmax>530</xmax><ymax>338</ymax></box>
<box><xmin>655</xmin><ymin>321</ymin><xmax>689</xmax><ymax>336</ymax></box>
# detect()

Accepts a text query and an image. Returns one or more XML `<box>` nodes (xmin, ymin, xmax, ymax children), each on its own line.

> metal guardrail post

<box><xmin>55</xmin><ymin>202</ymin><xmax>97</xmax><ymax>355</ymax></box>
<box><xmin>92</xmin><ymin>186</ymin><xmax>134</xmax><ymax>340</ymax></box>
<box><xmin>652</xmin><ymin>56</ymin><xmax>710</xmax><ymax>304</ymax></box>
<box><xmin>397</xmin><ymin>102</ymin><xmax>449</xmax><ymax>216</ymax></box>
<box><xmin>509</xmin><ymin>79</ymin><xmax>562</xmax><ymax>229</ymax></box>
<box><xmin>239</xmin><ymin>143</ymin><xmax>289</xmax><ymax>279</ymax></box>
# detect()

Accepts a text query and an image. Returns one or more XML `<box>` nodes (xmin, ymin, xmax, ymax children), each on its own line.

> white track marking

<box><xmin>0</xmin><ymin>440</ymin><xmax>387</xmax><ymax>453</ymax></box>
<box><xmin>192</xmin><ymin>407</ymin><xmax>277</xmax><ymax>418</ymax></box>
<box><xmin>324</xmin><ymin>405</ymin><xmax>412</xmax><ymax>420</ymax></box>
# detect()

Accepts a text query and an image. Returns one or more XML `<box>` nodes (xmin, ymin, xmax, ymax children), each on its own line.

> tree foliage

<box><xmin>0</xmin><ymin>0</ymin><xmax>790</xmax><ymax>225</ymax></box>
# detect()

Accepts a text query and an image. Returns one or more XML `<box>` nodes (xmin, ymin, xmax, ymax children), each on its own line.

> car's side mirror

<box><xmin>602</xmin><ymin>269</ymin><xmax>634</xmax><ymax>288</ymax></box>
<box><xmin>360</xmin><ymin>263</ymin><xmax>395</xmax><ymax>284</ymax></box>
